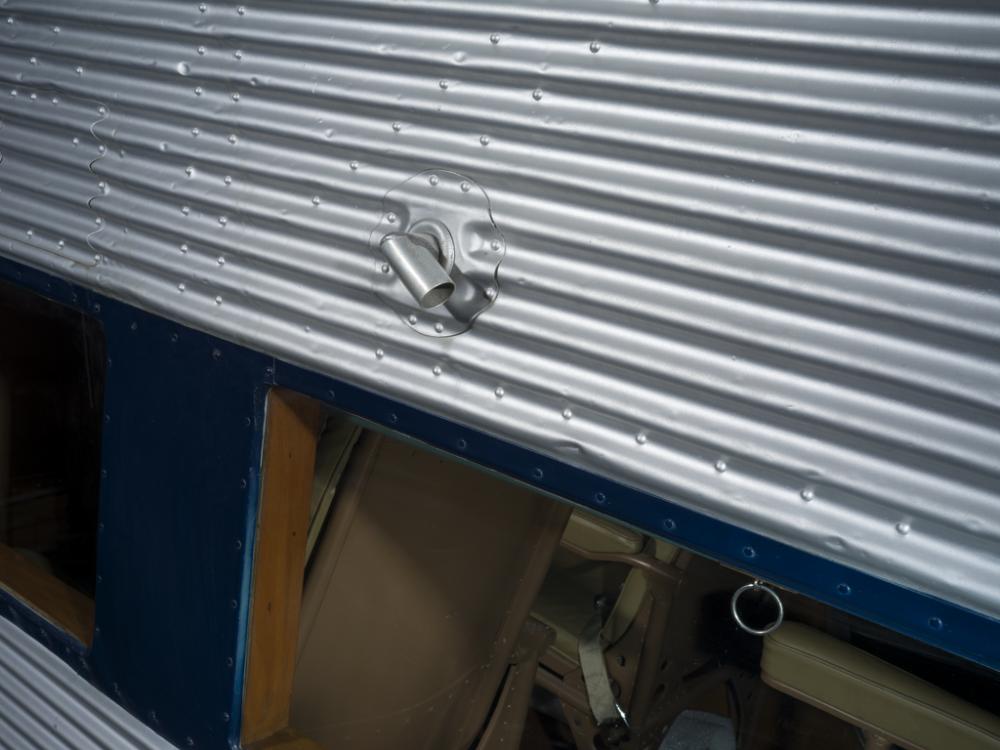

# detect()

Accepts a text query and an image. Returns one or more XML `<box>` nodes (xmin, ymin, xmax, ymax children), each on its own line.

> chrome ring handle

<box><xmin>731</xmin><ymin>580</ymin><xmax>784</xmax><ymax>636</ymax></box>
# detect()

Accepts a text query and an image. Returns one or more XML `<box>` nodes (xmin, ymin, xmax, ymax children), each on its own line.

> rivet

<box><xmin>392</xmin><ymin>121</ymin><xmax>402</xmax><ymax>132</ymax></box>
<box><xmin>434</xmin><ymin>322</ymin><xmax>444</xmax><ymax>333</ymax></box>
<box><xmin>234</xmin><ymin>540</ymin><xmax>242</xmax><ymax>550</ymax></box>
<box><xmin>226</xmin><ymin>657</ymin><xmax>234</xmax><ymax>668</ymax></box>
<box><xmin>532</xmin><ymin>88</ymin><xmax>543</xmax><ymax>101</ymax></box>
<box><xmin>218</xmin><ymin>216</ymin><xmax>227</xmax><ymax>225</ymax></box>
<box><xmin>214</xmin><ymin>295</ymin><xmax>222</xmax><ymax>305</ymax></box>
<box><xmin>76</xmin><ymin>65</ymin><xmax>84</xmax><ymax>74</ymax></box>
<box><xmin>562</xmin><ymin>408</ymin><xmax>573</xmax><ymax>420</ymax></box>
<box><xmin>460</xmin><ymin>181</ymin><xmax>471</xmax><ymax>192</ymax></box>
<box><xmin>928</xmin><ymin>616</ymin><xmax>943</xmax><ymax>631</ymax></box>
<box><xmin>494</xmin><ymin>386</ymin><xmax>505</xmax><ymax>399</ymax></box>
<box><xmin>29</xmin><ymin>92</ymin><xmax>37</xmax><ymax>101</ymax></box>
<box><xmin>484</xmin><ymin>287</ymin><xmax>496</xmax><ymax>300</ymax></box>
<box><xmin>52</xmin><ymin>25</ymin><xmax>60</xmax><ymax>33</ymax></box>
<box><xmin>98</xmin><ymin>181</ymin><xmax>107</xmax><ymax>190</ymax></box>
<box><xmin>311</xmin><ymin>195</ymin><xmax>321</xmax><ymax>206</ymax></box>
<box><xmin>490</xmin><ymin>33</ymin><xmax>500</xmax><ymax>44</ymax></box>
<box><xmin>239</xmin><ymin>478</ymin><xmax>247</xmax><ymax>489</ymax></box>
<box><xmin>5</xmin><ymin>17</ymin><xmax>12</xmax><ymax>24</ymax></box>
<box><xmin>212</xmin><ymin>348</ymin><xmax>222</xmax><ymax>360</ymax></box>
<box><xmin>836</xmin><ymin>583</ymin><xmax>852</xmax><ymax>596</ymax></box>
<box><xmin>227</xmin><ymin>133</ymin><xmax>237</xmax><ymax>144</ymax></box>
<box><xmin>198</xmin><ymin>4</ymin><xmax>207</xmax><ymax>12</ymax></box>
<box><xmin>194</xmin><ymin>86</ymin><xmax>203</xmax><ymax>96</ymax></box>
<box><xmin>456</xmin><ymin>438</ymin><xmax>467</xmax><ymax>450</ymax></box>
<box><xmin>29</xmin><ymin>56</ymin><xmax>37</xmax><ymax>65</ymax></box>
<box><xmin>197</xmin><ymin>45</ymin><xmax>206</xmax><ymax>55</ymax></box>
<box><xmin>234</xmin><ymin>49</ymin><xmax>243</xmax><ymax>60</ymax></box>
<box><xmin>386</xmin><ymin>212</ymin><xmax>397</xmax><ymax>223</ymax></box>
<box><xmin>231</xmin><ymin>91</ymin><xmax>240</xmax><ymax>101</ymax></box>
<box><xmin>236</xmin><ymin>5</ymin><xmax>245</xmax><ymax>14</ymax></box>
<box><xmin>217</xmin><ymin>256</ymin><xmax>225</xmax><ymax>265</ymax></box>
<box><xmin>432</xmin><ymin>365</ymin><xmax>442</xmax><ymax>376</ymax></box>
<box><xmin>349</xmin><ymin>160</ymin><xmax>359</xmax><ymax>170</ymax></box>
<box><xmin>380</xmin><ymin>263</ymin><xmax>390</xmax><ymax>273</ymax></box>
<box><xmin>428</xmin><ymin>174</ymin><xmax>439</xmax><ymax>186</ymax></box>
<box><xmin>438</xmin><ymin>79</ymin><xmax>448</xmax><ymax>90</ymax></box>
<box><xmin>532</xmin><ymin>467</ymin><xmax>544</xmax><ymax>480</ymax></box>
<box><xmin>224</xmin><ymin>175</ymin><xmax>232</xmax><ymax>185</ymax></box>
<box><xmin>72</xmin><ymin>136</ymin><xmax>80</xmax><ymax>145</ymax></box>
<box><xmin>191</xmin><ymin>127</ymin><xmax>200</xmax><ymax>136</ymax></box>
<box><xmin>181</xmin><ymin>205</ymin><xmax>191</xmax><ymax>215</ymax></box>
<box><xmin>25</xmin><ymin>228</ymin><xmax>33</xmax><ymax>237</ymax></box>
<box><xmin>93</xmin><ymin>253</ymin><xmax>102</xmax><ymax>263</ymax></box>
<box><xmin>222</xmin><ymin>712</ymin><xmax>230</xmax><ymax>723</ymax></box>
<box><xmin>180</xmin><ymin>243</ymin><xmax>189</xmax><ymax>253</ymax></box>
<box><xmin>186</xmin><ymin>737</ymin><xmax>194</xmax><ymax>747</ymax></box>
<box><xmin>715</xmin><ymin>459</ymin><xmax>728</xmax><ymax>473</ymax></box>
<box><xmin>896</xmin><ymin>521</ymin><xmax>911</xmax><ymax>535</ymax></box>
<box><xmin>185</xmin><ymin>165</ymin><xmax>195</xmax><ymax>176</ymax></box>
<box><xmin>742</xmin><ymin>545</ymin><xmax>756</xmax><ymax>559</ymax></box>
<box><xmin>129</xmin><ymin>321</ymin><xmax>138</xmax><ymax>331</ymax></box>
<box><xmin>635</xmin><ymin>431</ymin><xmax>647</xmax><ymax>445</ymax></box>
<box><xmin>594</xmin><ymin>492</ymin><xmax>607</xmax><ymax>505</ymax></box>
<box><xmin>490</xmin><ymin>239</ymin><xmax>501</xmax><ymax>251</ymax></box>
<box><xmin>479</xmin><ymin>134</ymin><xmax>491</xmax><ymax>146</ymax></box>
<box><xmin>662</xmin><ymin>518</ymin><xmax>676</xmax><ymax>531</ymax></box>
<box><xmin>178</xmin><ymin>282</ymin><xmax>186</xmax><ymax>292</ymax></box>
<box><xmin>375</xmin><ymin>348</ymin><xmax>384</xmax><ymax>359</ymax></box>
<box><xmin>589</xmin><ymin>41</ymin><xmax>601</xmax><ymax>53</ymax></box>
<box><xmin>407</xmin><ymin>314</ymin><xmax>417</xmax><ymax>324</ymax></box>
<box><xmin>388</xmin><ymin>413</ymin><xmax>398</xmax><ymax>424</ymax></box>
<box><xmin>801</xmin><ymin>487</ymin><xmax>815</xmax><ymax>502</ymax></box>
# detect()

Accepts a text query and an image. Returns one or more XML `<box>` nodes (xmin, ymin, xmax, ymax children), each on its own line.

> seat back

<box><xmin>762</xmin><ymin>623</ymin><xmax>1000</xmax><ymax>750</ymax></box>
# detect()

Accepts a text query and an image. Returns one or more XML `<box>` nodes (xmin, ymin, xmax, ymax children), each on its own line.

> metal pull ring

<box><xmin>731</xmin><ymin>580</ymin><xmax>784</xmax><ymax>636</ymax></box>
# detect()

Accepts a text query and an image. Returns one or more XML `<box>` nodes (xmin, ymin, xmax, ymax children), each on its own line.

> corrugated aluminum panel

<box><xmin>0</xmin><ymin>2</ymin><xmax>998</xmax><ymax>621</ymax></box>
<box><xmin>0</xmin><ymin>616</ymin><xmax>174</xmax><ymax>749</ymax></box>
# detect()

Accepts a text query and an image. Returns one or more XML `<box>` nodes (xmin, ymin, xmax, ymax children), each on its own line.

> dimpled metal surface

<box><xmin>0</xmin><ymin>2</ymin><xmax>999</xmax><ymax>621</ymax></box>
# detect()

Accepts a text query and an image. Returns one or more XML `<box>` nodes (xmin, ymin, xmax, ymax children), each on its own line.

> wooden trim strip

<box><xmin>240</xmin><ymin>389</ymin><xmax>324</xmax><ymax>748</ymax></box>
<box><xmin>0</xmin><ymin>542</ymin><xmax>95</xmax><ymax>646</ymax></box>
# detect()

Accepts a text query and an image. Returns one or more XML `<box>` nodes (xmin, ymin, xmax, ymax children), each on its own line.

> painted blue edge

<box><xmin>1</xmin><ymin>256</ymin><xmax>999</xmax><ymax>750</ymax></box>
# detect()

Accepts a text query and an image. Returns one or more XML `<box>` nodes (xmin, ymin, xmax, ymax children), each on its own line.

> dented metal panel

<box><xmin>0</xmin><ymin>1</ymin><xmax>998</xmax><ymax>625</ymax></box>
<box><xmin>0</xmin><ymin>615</ymin><xmax>175</xmax><ymax>749</ymax></box>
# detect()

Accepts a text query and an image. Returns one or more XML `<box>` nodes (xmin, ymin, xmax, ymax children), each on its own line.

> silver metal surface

<box><xmin>0</xmin><ymin>616</ymin><xmax>175</xmax><ymax>749</ymax></box>
<box><xmin>731</xmin><ymin>581</ymin><xmax>785</xmax><ymax>637</ymax></box>
<box><xmin>0</xmin><ymin>2</ymin><xmax>999</xmax><ymax>620</ymax></box>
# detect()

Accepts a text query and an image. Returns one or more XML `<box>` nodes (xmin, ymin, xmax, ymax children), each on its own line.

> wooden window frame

<box><xmin>241</xmin><ymin>388</ymin><xmax>325</xmax><ymax>750</ymax></box>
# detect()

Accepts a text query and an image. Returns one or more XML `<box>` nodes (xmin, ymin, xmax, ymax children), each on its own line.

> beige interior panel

<box><xmin>291</xmin><ymin>432</ymin><xmax>569</xmax><ymax>750</ymax></box>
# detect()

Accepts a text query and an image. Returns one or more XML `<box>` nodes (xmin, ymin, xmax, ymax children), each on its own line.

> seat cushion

<box><xmin>762</xmin><ymin>623</ymin><xmax>1000</xmax><ymax>750</ymax></box>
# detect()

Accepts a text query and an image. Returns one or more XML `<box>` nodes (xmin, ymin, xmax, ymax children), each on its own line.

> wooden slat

<box><xmin>0</xmin><ymin>543</ymin><xmax>95</xmax><ymax>646</ymax></box>
<box><xmin>241</xmin><ymin>389</ymin><xmax>325</xmax><ymax>747</ymax></box>
<box><xmin>246</xmin><ymin>728</ymin><xmax>325</xmax><ymax>750</ymax></box>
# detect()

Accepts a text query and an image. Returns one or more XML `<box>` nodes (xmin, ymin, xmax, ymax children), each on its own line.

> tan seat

<box><xmin>290</xmin><ymin>432</ymin><xmax>570</xmax><ymax>750</ymax></box>
<box><xmin>762</xmin><ymin>622</ymin><xmax>1000</xmax><ymax>750</ymax></box>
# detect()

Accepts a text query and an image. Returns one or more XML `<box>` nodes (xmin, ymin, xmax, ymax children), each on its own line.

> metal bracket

<box><xmin>370</xmin><ymin>170</ymin><xmax>505</xmax><ymax>337</ymax></box>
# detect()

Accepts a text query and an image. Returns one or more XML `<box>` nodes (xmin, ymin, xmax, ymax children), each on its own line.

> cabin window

<box><xmin>0</xmin><ymin>280</ymin><xmax>103</xmax><ymax>643</ymax></box>
<box><xmin>241</xmin><ymin>388</ymin><xmax>1000</xmax><ymax>750</ymax></box>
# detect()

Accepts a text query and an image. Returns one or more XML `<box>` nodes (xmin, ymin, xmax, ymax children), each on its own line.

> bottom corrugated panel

<box><xmin>0</xmin><ymin>618</ymin><xmax>173</xmax><ymax>750</ymax></box>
